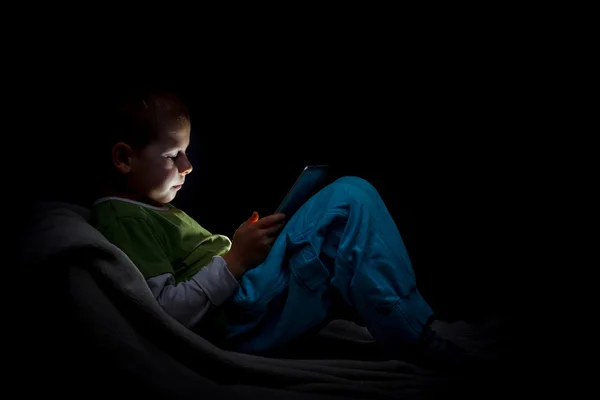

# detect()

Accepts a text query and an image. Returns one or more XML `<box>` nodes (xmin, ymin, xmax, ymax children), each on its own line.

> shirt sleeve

<box><xmin>146</xmin><ymin>256</ymin><xmax>239</xmax><ymax>328</ymax></box>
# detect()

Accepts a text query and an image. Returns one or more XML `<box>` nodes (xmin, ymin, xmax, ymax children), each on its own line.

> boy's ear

<box><xmin>111</xmin><ymin>142</ymin><xmax>134</xmax><ymax>174</ymax></box>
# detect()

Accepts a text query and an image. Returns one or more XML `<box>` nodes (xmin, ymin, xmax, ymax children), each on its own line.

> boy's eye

<box><xmin>166</xmin><ymin>151</ymin><xmax>188</xmax><ymax>160</ymax></box>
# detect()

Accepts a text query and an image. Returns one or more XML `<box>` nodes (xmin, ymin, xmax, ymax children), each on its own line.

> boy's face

<box><xmin>126</xmin><ymin>122</ymin><xmax>193</xmax><ymax>205</ymax></box>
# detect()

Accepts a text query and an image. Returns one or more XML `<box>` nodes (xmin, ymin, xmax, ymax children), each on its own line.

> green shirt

<box><xmin>91</xmin><ymin>198</ymin><xmax>232</xmax><ymax>282</ymax></box>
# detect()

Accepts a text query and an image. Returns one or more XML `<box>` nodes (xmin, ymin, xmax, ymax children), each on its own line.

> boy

<box><xmin>92</xmin><ymin>90</ymin><xmax>286</xmax><ymax>336</ymax></box>
<box><xmin>91</xmin><ymin>89</ymin><xmax>471</xmax><ymax>370</ymax></box>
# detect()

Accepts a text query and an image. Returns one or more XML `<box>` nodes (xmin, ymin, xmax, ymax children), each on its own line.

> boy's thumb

<box><xmin>247</xmin><ymin>211</ymin><xmax>259</xmax><ymax>224</ymax></box>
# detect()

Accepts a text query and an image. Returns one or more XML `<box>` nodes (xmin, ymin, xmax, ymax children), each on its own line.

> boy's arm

<box><xmin>146</xmin><ymin>256</ymin><xmax>239</xmax><ymax>328</ymax></box>
<box><xmin>104</xmin><ymin>217</ymin><xmax>239</xmax><ymax>329</ymax></box>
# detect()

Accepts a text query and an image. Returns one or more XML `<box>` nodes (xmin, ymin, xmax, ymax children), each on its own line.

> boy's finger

<box><xmin>263</xmin><ymin>235</ymin><xmax>277</xmax><ymax>247</ymax></box>
<box><xmin>263</xmin><ymin>222</ymin><xmax>285</xmax><ymax>236</ymax></box>
<box><xmin>255</xmin><ymin>213</ymin><xmax>286</xmax><ymax>228</ymax></box>
<box><xmin>246</xmin><ymin>211</ymin><xmax>259</xmax><ymax>224</ymax></box>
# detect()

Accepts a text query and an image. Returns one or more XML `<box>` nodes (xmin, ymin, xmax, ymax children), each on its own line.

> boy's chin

<box><xmin>151</xmin><ymin>192</ymin><xmax>176</xmax><ymax>205</ymax></box>
<box><xmin>162</xmin><ymin>195</ymin><xmax>177</xmax><ymax>204</ymax></box>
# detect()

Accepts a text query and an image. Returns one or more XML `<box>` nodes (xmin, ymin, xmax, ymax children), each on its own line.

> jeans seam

<box><xmin>389</xmin><ymin>298</ymin><xmax>422</xmax><ymax>339</ymax></box>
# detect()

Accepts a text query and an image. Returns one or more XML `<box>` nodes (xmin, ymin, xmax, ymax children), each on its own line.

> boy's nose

<box><xmin>181</xmin><ymin>161</ymin><xmax>193</xmax><ymax>175</ymax></box>
<box><xmin>179</xmin><ymin>155</ymin><xmax>193</xmax><ymax>175</ymax></box>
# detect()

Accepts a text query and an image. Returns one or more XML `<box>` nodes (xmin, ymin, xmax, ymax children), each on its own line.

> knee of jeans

<box><xmin>333</xmin><ymin>176</ymin><xmax>378</xmax><ymax>198</ymax></box>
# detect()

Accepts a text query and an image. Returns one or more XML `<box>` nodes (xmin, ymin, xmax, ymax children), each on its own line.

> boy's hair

<box><xmin>89</xmin><ymin>88</ymin><xmax>191</xmax><ymax>193</ymax></box>
<box><xmin>107</xmin><ymin>88</ymin><xmax>191</xmax><ymax>150</ymax></box>
<box><xmin>25</xmin><ymin>86</ymin><xmax>191</xmax><ymax>207</ymax></box>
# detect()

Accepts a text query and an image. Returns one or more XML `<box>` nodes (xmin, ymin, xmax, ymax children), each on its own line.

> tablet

<box><xmin>275</xmin><ymin>165</ymin><xmax>329</xmax><ymax>220</ymax></box>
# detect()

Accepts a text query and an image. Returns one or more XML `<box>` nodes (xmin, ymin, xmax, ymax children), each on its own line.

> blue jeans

<box><xmin>223</xmin><ymin>177</ymin><xmax>433</xmax><ymax>354</ymax></box>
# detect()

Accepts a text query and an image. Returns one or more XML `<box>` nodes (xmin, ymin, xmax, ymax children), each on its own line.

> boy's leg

<box><xmin>225</xmin><ymin>177</ymin><xmax>468</xmax><ymax>367</ymax></box>
<box><xmin>315</xmin><ymin>177</ymin><xmax>472</xmax><ymax>369</ymax></box>
<box><xmin>315</xmin><ymin>177</ymin><xmax>433</xmax><ymax>343</ymax></box>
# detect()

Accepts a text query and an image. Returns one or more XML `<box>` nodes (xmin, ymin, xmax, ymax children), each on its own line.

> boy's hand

<box><xmin>223</xmin><ymin>211</ymin><xmax>286</xmax><ymax>278</ymax></box>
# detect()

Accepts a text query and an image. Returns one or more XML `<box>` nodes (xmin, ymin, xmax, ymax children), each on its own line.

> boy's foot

<box><xmin>413</xmin><ymin>327</ymin><xmax>494</xmax><ymax>373</ymax></box>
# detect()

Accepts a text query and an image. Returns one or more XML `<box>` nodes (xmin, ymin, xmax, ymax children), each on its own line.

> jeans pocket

<box><xmin>286</xmin><ymin>232</ymin><xmax>330</xmax><ymax>293</ymax></box>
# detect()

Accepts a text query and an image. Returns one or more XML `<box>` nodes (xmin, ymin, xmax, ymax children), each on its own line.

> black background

<box><xmin>3</xmin><ymin>21</ymin><xmax>556</xmax><ymax>398</ymax></box>
<box><xmin>18</xmin><ymin>63</ymin><xmax>528</xmax><ymax>323</ymax></box>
